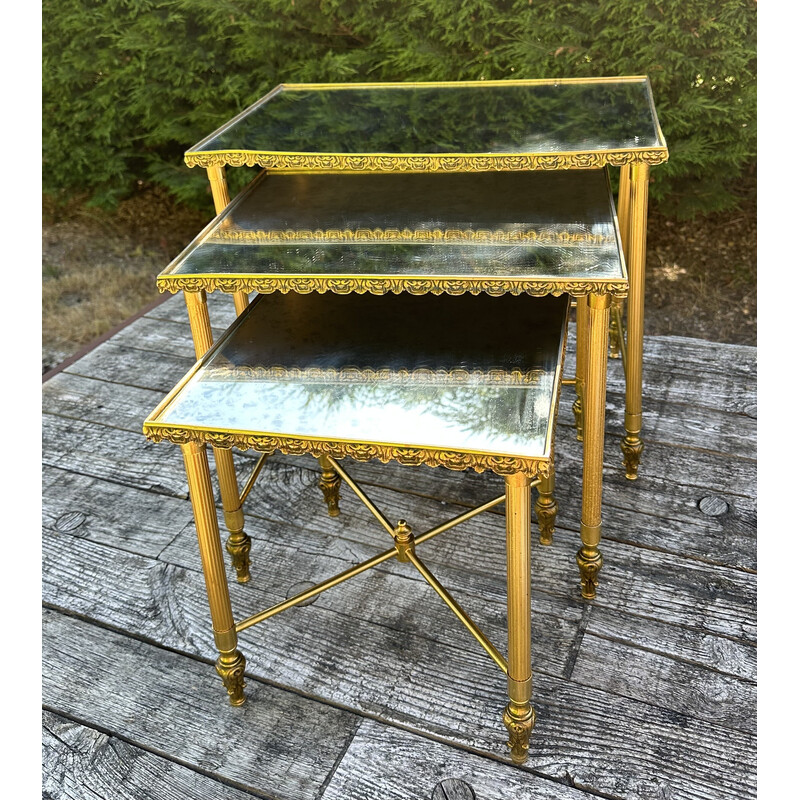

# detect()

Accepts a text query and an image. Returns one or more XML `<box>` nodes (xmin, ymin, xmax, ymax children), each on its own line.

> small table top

<box><xmin>185</xmin><ymin>77</ymin><xmax>667</xmax><ymax>172</ymax></box>
<box><xmin>158</xmin><ymin>169</ymin><xmax>627</xmax><ymax>298</ymax></box>
<box><xmin>144</xmin><ymin>291</ymin><xmax>570</xmax><ymax>478</ymax></box>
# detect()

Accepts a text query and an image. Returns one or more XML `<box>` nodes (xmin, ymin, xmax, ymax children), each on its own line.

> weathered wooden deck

<box><xmin>42</xmin><ymin>292</ymin><xmax>756</xmax><ymax>800</ymax></box>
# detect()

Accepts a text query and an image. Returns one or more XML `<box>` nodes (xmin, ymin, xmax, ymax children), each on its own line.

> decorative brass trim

<box><xmin>185</xmin><ymin>149</ymin><xmax>669</xmax><ymax>171</ymax></box>
<box><xmin>206</xmin><ymin>226</ymin><xmax>617</xmax><ymax>246</ymax></box>
<box><xmin>201</xmin><ymin>364</ymin><xmax>545</xmax><ymax>386</ymax></box>
<box><xmin>146</xmin><ymin>424</ymin><xmax>551</xmax><ymax>480</ymax></box>
<box><xmin>157</xmin><ymin>274</ymin><xmax>629</xmax><ymax>298</ymax></box>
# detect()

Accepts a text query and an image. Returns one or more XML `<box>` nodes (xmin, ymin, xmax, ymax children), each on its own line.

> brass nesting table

<box><xmin>143</xmin><ymin>78</ymin><xmax>665</xmax><ymax>763</ymax></box>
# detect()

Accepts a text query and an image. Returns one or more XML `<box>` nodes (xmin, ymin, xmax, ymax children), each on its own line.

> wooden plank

<box><xmin>571</xmin><ymin>631</ymin><xmax>755</xmax><ymax>734</ymax></box>
<box><xmin>43</xmin><ymin>711</ymin><xmax>262</xmax><ymax>800</ymax></box>
<box><xmin>43</xmin><ymin>555</ymin><xmax>756</xmax><ymax>800</ymax></box>
<box><xmin>42</xmin><ymin>465</ymin><xmax>190</xmax><ymax>559</ymax></box>
<box><xmin>564</xmin><ymin>334</ymin><xmax>757</xmax><ymax>414</ymax></box>
<box><xmin>43</xmin><ymin>372</ymin><xmax>166</xmax><ymax>437</ymax></box>
<box><xmin>63</xmin><ymin>339</ymin><xmax>193</xmax><ymax>394</ymax></box>
<box><xmin>585</xmin><ymin>605</ymin><xmax>756</xmax><ymax>682</ymax></box>
<box><xmin>320</xmin><ymin>719</ymin><xmax>591</xmax><ymax>800</ymax></box>
<box><xmin>43</xmin><ymin>414</ymin><xmax>191</xmax><ymax>499</ymax></box>
<box><xmin>42</xmin><ymin>610</ymin><xmax>359</xmax><ymax>800</ymax></box>
<box><xmin>44</xmin><ymin>513</ymin><xmax>756</xmax><ymax>798</ymax></box>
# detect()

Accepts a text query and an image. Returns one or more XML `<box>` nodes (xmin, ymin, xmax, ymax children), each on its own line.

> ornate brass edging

<box><xmin>185</xmin><ymin>150</ymin><xmax>668</xmax><ymax>171</ymax></box>
<box><xmin>145</xmin><ymin>425</ymin><xmax>551</xmax><ymax>480</ymax></box>
<box><xmin>202</xmin><ymin>364</ymin><xmax>545</xmax><ymax>386</ymax></box>
<box><xmin>157</xmin><ymin>275</ymin><xmax>629</xmax><ymax>298</ymax></box>
<box><xmin>206</xmin><ymin>227</ymin><xmax>616</xmax><ymax>246</ymax></box>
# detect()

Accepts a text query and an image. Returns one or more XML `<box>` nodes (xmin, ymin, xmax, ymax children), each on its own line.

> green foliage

<box><xmin>43</xmin><ymin>0</ymin><xmax>756</xmax><ymax>217</ymax></box>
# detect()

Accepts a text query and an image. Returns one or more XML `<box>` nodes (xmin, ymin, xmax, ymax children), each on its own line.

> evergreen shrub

<box><xmin>43</xmin><ymin>0</ymin><xmax>756</xmax><ymax>217</ymax></box>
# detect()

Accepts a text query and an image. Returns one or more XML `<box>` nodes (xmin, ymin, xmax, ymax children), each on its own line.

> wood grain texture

<box><xmin>43</xmin><ymin>610</ymin><xmax>359</xmax><ymax>800</ymax></box>
<box><xmin>43</xmin><ymin>711</ymin><xmax>262</xmax><ymax>800</ymax></box>
<box><xmin>43</xmin><ymin>499</ymin><xmax>756</xmax><ymax>799</ymax></box>
<box><xmin>320</xmin><ymin>720</ymin><xmax>590</xmax><ymax>800</ymax></box>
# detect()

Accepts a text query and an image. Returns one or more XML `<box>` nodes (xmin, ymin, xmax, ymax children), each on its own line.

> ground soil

<box><xmin>42</xmin><ymin>179</ymin><xmax>756</xmax><ymax>374</ymax></box>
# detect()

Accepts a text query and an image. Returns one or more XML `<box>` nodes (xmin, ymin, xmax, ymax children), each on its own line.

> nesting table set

<box><xmin>142</xmin><ymin>78</ymin><xmax>667</xmax><ymax>764</ymax></box>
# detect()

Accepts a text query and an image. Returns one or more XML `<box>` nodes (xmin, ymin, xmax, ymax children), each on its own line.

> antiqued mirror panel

<box><xmin>153</xmin><ymin>292</ymin><xmax>569</xmax><ymax>460</ymax></box>
<box><xmin>160</xmin><ymin>171</ymin><xmax>625</xmax><ymax>287</ymax></box>
<box><xmin>189</xmin><ymin>79</ymin><xmax>663</xmax><ymax>157</ymax></box>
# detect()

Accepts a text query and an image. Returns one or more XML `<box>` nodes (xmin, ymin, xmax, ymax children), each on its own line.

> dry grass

<box><xmin>42</xmin><ymin>187</ymin><xmax>209</xmax><ymax>371</ymax></box>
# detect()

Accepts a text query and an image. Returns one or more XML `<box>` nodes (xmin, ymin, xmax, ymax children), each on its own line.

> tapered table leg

<box><xmin>503</xmin><ymin>472</ymin><xmax>534</xmax><ymax>765</ymax></box>
<box><xmin>182</xmin><ymin>441</ymin><xmax>246</xmax><ymax>705</ymax></box>
<box><xmin>621</xmin><ymin>163</ymin><xmax>649</xmax><ymax>480</ymax></box>
<box><xmin>609</xmin><ymin>165</ymin><xmax>631</xmax><ymax>360</ymax></box>
<box><xmin>207</xmin><ymin>165</ymin><xmax>250</xmax><ymax>315</ymax></box>
<box><xmin>185</xmin><ymin>290</ymin><xmax>252</xmax><ymax>582</ymax></box>
<box><xmin>577</xmin><ymin>294</ymin><xmax>611</xmax><ymax>599</ymax></box>
<box><xmin>573</xmin><ymin>296</ymin><xmax>589</xmax><ymax>441</ymax></box>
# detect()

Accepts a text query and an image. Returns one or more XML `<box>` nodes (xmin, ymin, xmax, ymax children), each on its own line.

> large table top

<box><xmin>185</xmin><ymin>77</ymin><xmax>667</xmax><ymax>172</ymax></box>
<box><xmin>144</xmin><ymin>291</ymin><xmax>570</xmax><ymax>478</ymax></box>
<box><xmin>158</xmin><ymin>169</ymin><xmax>627</xmax><ymax>298</ymax></box>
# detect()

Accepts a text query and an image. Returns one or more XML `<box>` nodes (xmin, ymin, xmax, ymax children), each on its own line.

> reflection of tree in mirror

<box><xmin>165</xmin><ymin>374</ymin><xmax>555</xmax><ymax>457</ymax></box>
<box><xmin>204</xmin><ymin>83</ymin><xmax>657</xmax><ymax>155</ymax></box>
<box><xmin>173</xmin><ymin>240</ymin><xmax>621</xmax><ymax>280</ymax></box>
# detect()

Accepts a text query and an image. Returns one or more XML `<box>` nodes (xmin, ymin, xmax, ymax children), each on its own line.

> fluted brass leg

<box><xmin>504</xmin><ymin>472</ymin><xmax>534</xmax><ymax>764</ymax></box>
<box><xmin>608</xmin><ymin>297</ymin><xmax>623</xmax><ymax>359</ymax></box>
<box><xmin>610</xmin><ymin>165</ymin><xmax>631</xmax><ymax>364</ymax></box>
<box><xmin>318</xmin><ymin>455</ymin><xmax>341</xmax><ymax>517</ymax></box>
<box><xmin>206</xmin><ymin>165</ymin><xmax>249</xmax><ymax>315</ymax></box>
<box><xmin>573</xmin><ymin>296</ymin><xmax>589</xmax><ymax>441</ymax></box>
<box><xmin>621</xmin><ymin>163</ymin><xmax>649</xmax><ymax>480</ymax></box>
<box><xmin>182</xmin><ymin>441</ymin><xmax>247</xmax><ymax>706</ymax></box>
<box><xmin>534</xmin><ymin>469</ymin><xmax>557</xmax><ymax>546</ymax></box>
<box><xmin>185</xmin><ymin>290</ymin><xmax>252</xmax><ymax>583</ymax></box>
<box><xmin>577</xmin><ymin>294</ymin><xmax>611</xmax><ymax>599</ymax></box>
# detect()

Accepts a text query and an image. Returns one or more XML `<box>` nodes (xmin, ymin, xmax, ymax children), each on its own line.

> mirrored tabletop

<box><xmin>186</xmin><ymin>78</ymin><xmax>667</xmax><ymax>171</ymax></box>
<box><xmin>144</xmin><ymin>291</ymin><xmax>570</xmax><ymax>477</ymax></box>
<box><xmin>158</xmin><ymin>169</ymin><xmax>627</xmax><ymax>297</ymax></box>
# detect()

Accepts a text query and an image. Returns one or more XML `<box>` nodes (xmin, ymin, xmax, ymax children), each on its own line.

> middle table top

<box><xmin>158</xmin><ymin>169</ymin><xmax>627</xmax><ymax>298</ymax></box>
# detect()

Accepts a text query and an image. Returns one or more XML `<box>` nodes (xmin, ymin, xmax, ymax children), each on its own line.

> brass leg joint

<box><xmin>318</xmin><ymin>455</ymin><xmax>341</xmax><ymax>517</ymax></box>
<box><xmin>576</xmin><ymin>522</ymin><xmax>603</xmax><ymax>600</ymax></box>
<box><xmin>534</xmin><ymin>471</ymin><xmax>557</xmax><ymax>546</ymax></box>
<box><xmin>393</xmin><ymin>520</ymin><xmax>415</xmax><ymax>562</ymax></box>
<box><xmin>621</xmin><ymin>412</ymin><xmax>644</xmax><ymax>481</ymax></box>
<box><xmin>503</xmin><ymin>700</ymin><xmax>535</xmax><ymax>765</ymax></box>
<box><xmin>225</xmin><ymin>519</ymin><xmax>252</xmax><ymax>584</ymax></box>
<box><xmin>215</xmin><ymin>642</ymin><xmax>247</xmax><ymax>707</ymax></box>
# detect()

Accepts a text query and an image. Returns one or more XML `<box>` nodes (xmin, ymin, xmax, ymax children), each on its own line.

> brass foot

<box><xmin>572</xmin><ymin>396</ymin><xmax>584</xmax><ymax>442</ymax></box>
<box><xmin>576</xmin><ymin>546</ymin><xmax>603</xmax><ymax>599</ymax></box>
<box><xmin>318</xmin><ymin>456</ymin><xmax>341</xmax><ymax>517</ymax></box>
<box><xmin>216</xmin><ymin>649</ymin><xmax>246</xmax><ymax>706</ymax></box>
<box><xmin>226</xmin><ymin>532</ymin><xmax>252</xmax><ymax>584</ymax></box>
<box><xmin>503</xmin><ymin>701</ymin><xmax>535</xmax><ymax>765</ymax></box>
<box><xmin>620</xmin><ymin>435</ymin><xmax>644</xmax><ymax>481</ymax></box>
<box><xmin>534</xmin><ymin>491</ymin><xmax>557</xmax><ymax>547</ymax></box>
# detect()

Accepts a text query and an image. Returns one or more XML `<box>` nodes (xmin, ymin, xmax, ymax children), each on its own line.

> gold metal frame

<box><xmin>185</xmin><ymin>77</ymin><xmax>668</xmax><ymax>171</ymax></box>
<box><xmin>180</xmin><ymin>436</ymin><xmax>542</xmax><ymax>763</ymax></box>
